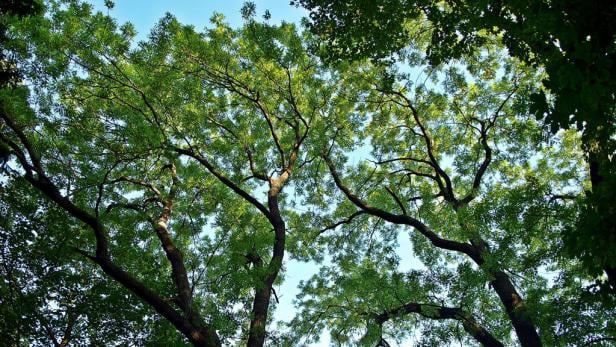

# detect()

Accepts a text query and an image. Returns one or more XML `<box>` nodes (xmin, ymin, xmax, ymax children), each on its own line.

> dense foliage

<box><xmin>296</xmin><ymin>0</ymin><xmax>616</xmax><ymax>292</ymax></box>
<box><xmin>0</xmin><ymin>1</ymin><xmax>614</xmax><ymax>346</ymax></box>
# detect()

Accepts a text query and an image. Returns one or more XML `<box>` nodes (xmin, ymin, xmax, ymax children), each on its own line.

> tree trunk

<box><xmin>247</xmin><ymin>286</ymin><xmax>272</xmax><ymax>347</ymax></box>
<box><xmin>490</xmin><ymin>271</ymin><xmax>542</xmax><ymax>347</ymax></box>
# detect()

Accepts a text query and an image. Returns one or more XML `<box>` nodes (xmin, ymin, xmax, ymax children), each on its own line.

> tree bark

<box><xmin>247</xmin><ymin>286</ymin><xmax>273</xmax><ymax>347</ymax></box>
<box><xmin>247</xmin><ymin>186</ymin><xmax>286</xmax><ymax>347</ymax></box>
<box><xmin>96</xmin><ymin>258</ymin><xmax>221</xmax><ymax>347</ymax></box>
<box><xmin>489</xmin><ymin>271</ymin><xmax>541</xmax><ymax>347</ymax></box>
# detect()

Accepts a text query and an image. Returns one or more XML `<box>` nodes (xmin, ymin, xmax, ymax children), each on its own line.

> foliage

<box><xmin>0</xmin><ymin>1</ymin><xmax>614</xmax><ymax>346</ymax></box>
<box><xmin>0</xmin><ymin>180</ymin><xmax>175</xmax><ymax>346</ymax></box>
<box><xmin>282</xmin><ymin>42</ymin><xmax>614</xmax><ymax>346</ymax></box>
<box><xmin>297</xmin><ymin>0</ymin><xmax>616</xmax><ymax>297</ymax></box>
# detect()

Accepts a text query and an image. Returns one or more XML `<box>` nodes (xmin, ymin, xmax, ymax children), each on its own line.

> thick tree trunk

<box><xmin>247</xmin><ymin>286</ymin><xmax>273</xmax><ymax>347</ymax></box>
<box><xmin>246</xmin><ymin>187</ymin><xmax>287</xmax><ymax>347</ymax></box>
<box><xmin>467</xmin><ymin>238</ymin><xmax>542</xmax><ymax>347</ymax></box>
<box><xmin>490</xmin><ymin>271</ymin><xmax>542</xmax><ymax>347</ymax></box>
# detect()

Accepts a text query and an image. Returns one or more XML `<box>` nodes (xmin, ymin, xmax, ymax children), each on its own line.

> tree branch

<box><xmin>152</xmin><ymin>163</ymin><xmax>200</xmax><ymax>325</ymax></box>
<box><xmin>2</xmin><ymin>107</ymin><xmax>221</xmax><ymax>346</ymax></box>
<box><xmin>317</xmin><ymin>210</ymin><xmax>367</xmax><ymax>236</ymax></box>
<box><xmin>374</xmin><ymin>302</ymin><xmax>503</xmax><ymax>347</ymax></box>
<box><xmin>385</xmin><ymin>186</ymin><xmax>407</xmax><ymax>215</ymax></box>
<box><xmin>174</xmin><ymin>146</ymin><xmax>273</xmax><ymax>223</ymax></box>
<box><xmin>382</xmin><ymin>88</ymin><xmax>457</xmax><ymax>203</ymax></box>
<box><xmin>322</xmin><ymin>154</ymin><xmax>481</xmax><ymax>262</ymax></box>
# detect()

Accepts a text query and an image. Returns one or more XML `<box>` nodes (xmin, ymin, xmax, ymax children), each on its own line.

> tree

<box><xmin>0</xmin><ymin>182</ymin><xmax>169</xmax><ymax>346</ymax></box>
<box><xmin>1</xmin><ymin>1</ymin><xmax>614</xmax><ymax>346</ymax></box>
<box><xmin>0</xmin><ymin>0</ymin><xmax>42</xmax><ymax>88</ymax></box>
<box><xmin>1</xmin><ymin>1</ymin><xmax>355</xmax><ymax>345</ymax></box>
<box><xmin>296</xmin><ymin>0</ymin><xmax>616</xmax><ymax>294</ymax></box>
<box><xmin>282</xmin><ymin>41</ymin><xmax>614</xmax><ymax>346</ymax></box>
<box><xmin>1</xmin><ymin>3</ymin><xmax>159</xmax><ymax>345</ymax></box>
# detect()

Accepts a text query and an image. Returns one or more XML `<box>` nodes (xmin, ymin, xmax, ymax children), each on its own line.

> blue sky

<box><xmin>89</xmin><ymin>0</ymin><xmax>306</xmax><ymax>41</ymax></box>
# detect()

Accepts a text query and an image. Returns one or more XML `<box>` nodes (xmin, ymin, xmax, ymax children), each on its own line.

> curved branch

<box><xmin>174</xmin><ymin>146</ymin><xmax>273</xmax><ymax>223</ymax></box>
<box><xmin>374</xmin><ymin>302</ymin><xmax>503</xmax><ymax>347</ymax></box>
<box><xmin>322</xmin><ymin>154</ymin><xmax>481</xmax><ymax>262</ymax></box>
<box><xmin>2</xmin><ymin>108</ymin><xmax>220</xmax><ymax>346</ymax></box>
<box><xmin>317</xmin><ymin>210</ymin><xmax>367</xmax><ymax>236</ymax></box>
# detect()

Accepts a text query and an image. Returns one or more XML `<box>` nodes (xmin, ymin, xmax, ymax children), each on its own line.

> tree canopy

<box><xmin>0</xmin><ymin>1</ymin><xmax>614</xmax><ymax>346</ymax></box>
<box><xmin>296</xmin><ymin>0</ymin><xmax>616</xmax><ymax>298</ymax></box>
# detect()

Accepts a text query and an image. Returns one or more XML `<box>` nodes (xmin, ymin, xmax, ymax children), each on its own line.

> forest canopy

<box><xmin>0</xmin><ymin>1</ymin><xmax>614</xmax><ymax>346</ymax></box>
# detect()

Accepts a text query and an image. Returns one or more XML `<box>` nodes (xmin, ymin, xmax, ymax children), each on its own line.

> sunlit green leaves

<box><xmin>2</xmin><ymin>1</ymin><xmax>614</xmax><ymax>346</ymax></box>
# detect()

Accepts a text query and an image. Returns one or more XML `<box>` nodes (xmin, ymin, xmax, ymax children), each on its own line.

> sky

<box><xmin>89</xmin><ymin>0</ymin><xmax>307</xmax><ymax>42</ymax></box>
<box><xmin>83</xmin><ymin>1</ymin><xmax>419</xmax><ymax>346</ymax></box>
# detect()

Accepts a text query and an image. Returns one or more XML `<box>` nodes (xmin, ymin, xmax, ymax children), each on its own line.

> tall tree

<box><xmin>284</xmin><ymin>42</ymin><xmax>615</xmax><ymax>346</ymax></box>
<box><xmin>0</xmin><ymin>1</ymin><xmax>347</xmax><ymax>345</ymax></box>
<box><xmin>1</xmin><ymin>1</ymin><xmax>614</xmax><ymax>346</ymax></box>
<box><xmin>290</xmin><ymin>41</ymin><xmax>616</xmax><ymax>346</ymax></box>
<box><xmin>296</xmin><ymin>0</ymin><xmax>616</xmax><ymax>294</ymax></box>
